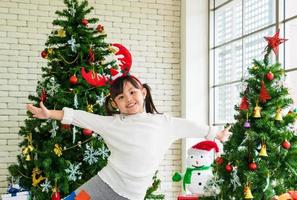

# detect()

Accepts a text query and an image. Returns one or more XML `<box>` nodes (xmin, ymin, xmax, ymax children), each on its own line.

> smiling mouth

<box><xmin>127</xmin><ymin>103</ymin><xmax>136</xmax><ymax>108</ymax></box>
<box><xmin>192</xmin><ymin>165</ymin><xmax>203</xmax><ymax>168</ymax></box>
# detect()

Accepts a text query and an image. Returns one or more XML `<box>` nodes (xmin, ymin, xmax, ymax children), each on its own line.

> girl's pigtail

<box><xmin>104</xmin><ymin>95</ymin><xmax>119</xmax><ymax>116</ymax></box>
<box><xmin>143</xmin><ymin>84</ymin><xmax>161</xmax><ymax>114</ymax></box>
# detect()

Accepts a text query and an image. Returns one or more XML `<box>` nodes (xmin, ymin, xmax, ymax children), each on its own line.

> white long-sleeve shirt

<box><xmin>61</xmin><ymin>108</ymin><xmax>217</xmax><ymax>200</ymax></box>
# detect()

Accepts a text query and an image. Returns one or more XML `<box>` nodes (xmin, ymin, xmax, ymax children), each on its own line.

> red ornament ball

<box><xmin>215</xmin><ymin>157</ymin><xmax>224</xmax><ymax>165</ymax></box>
<box><xmin>41</xmin><ymin>50</ymin><xmax>48</xmax><ymax>58</ymax></box>
<box><xmin>51</xmin><ymin>191</ymin><xmax>60</xmax><ymax>200</ymax></box>
<box><xmin>282</xmin><ymin>140</ymin><xmax>291</xmax><ymax>149</ymax></box>
<box><xmin>266</xmin><ymin>71</ymin><xmax>274</xmax><ymax>81</ymax></box>
<box><xmin>82</xmin><ymin>19</ymin><xmax>88</xmax><ymax>26</ymax></box>
<box><xmin>225</xmin><ymin>164</ymin><xmax>233</xmax><ymax>173</ymax></box>
<box><xmin>69</xmin><ymin>75</ymin><xmax>78</xmax><ymax>85</ymax></box>
<box><xmin>83</xmin><ymin>129</ymin><xmax>93</xmax><ymax>136</ymax></box>
<box><xmin>248</xmin><ymin>162</ymin><xmax>257</xmax><ymax>171</ymax></box>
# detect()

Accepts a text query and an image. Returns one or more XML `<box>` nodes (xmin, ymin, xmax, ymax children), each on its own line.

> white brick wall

<box><xmin>0</xmin><ymin>0</ymin><xmax>182</xmax><ymax>199</ymax></box>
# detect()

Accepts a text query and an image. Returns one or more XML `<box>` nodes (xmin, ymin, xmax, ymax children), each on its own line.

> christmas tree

<box><xmin>145</xmin><ymin>171</ymin><xmax>165</xmax><ymax>200</ymax></box>
<box><xmin>204</xmin><ymin>31</ymin><xmax>297</xmax><ymax>199</ymax></box>
<box><xmin>8</xmin><ymin>0</ymin><xmax>124</xmax><ymax>199</ymax></box>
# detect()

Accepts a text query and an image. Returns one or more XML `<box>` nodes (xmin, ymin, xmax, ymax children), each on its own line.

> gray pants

<box><xmin>75</xmin><ymin>175</ymin><xmax>129</xmax><ymax>200</ymax></box>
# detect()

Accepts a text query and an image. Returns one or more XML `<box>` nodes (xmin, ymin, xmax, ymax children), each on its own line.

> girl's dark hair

<box><xmin>104</xmin><ymin>75</ymin><xmax>160</xmax><ymax>115</ymax></box>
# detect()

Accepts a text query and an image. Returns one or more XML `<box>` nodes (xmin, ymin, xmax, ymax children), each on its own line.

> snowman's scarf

<box><xmin>183</xmin><ymin>166</ymin><xmax>211</xmax><ymax>190</ymax></box>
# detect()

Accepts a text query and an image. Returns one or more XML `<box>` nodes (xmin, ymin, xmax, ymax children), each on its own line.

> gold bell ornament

<box><xmin>87</xmin><ymin>104</ymin><xmax>94</xmax><ymax>113</ymax></box>
<box><xmin>253</xmin><ymin>103</ymin><xmax>261</xmax><ymax>118</ymax></box>
<box><xmin>275</xmin><ymin>108</ymin><xmax>283</xmax><ymax>121</ymax></box>
<box><xmin>25</xmin><ymin>154</ymin><xmax>31</xmax><ymax>161</ymax></box>
<box><xmin>259</xmin><ymin>143</ymin><xmax>268</xmax><ymax>157</ymax></box>
<box><xmin>244</xmin><ymin>185</ymin><xmax>254</xmax><ymax>199</ymax></box>
<box><xmin>22</xmin><ymin>134</ymin><xmax>34</xmax><ymax>161</ymax></box>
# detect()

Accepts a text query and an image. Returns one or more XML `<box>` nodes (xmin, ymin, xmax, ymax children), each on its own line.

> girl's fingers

<box><xmin>40</xmin><ymin>101</ymin><xmax>46</xmax><ymax>110</ymax></box>
<box><xmin>26</xmin><ymin>104</ymin><xmax>36</xmax><ymax>113</ymax></box>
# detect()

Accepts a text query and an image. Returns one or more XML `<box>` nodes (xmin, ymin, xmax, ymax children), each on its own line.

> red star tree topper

<box><xmin>264</xmin><ymin>30</ymin><xmax>287</xmax><ymax>55</ymax></box>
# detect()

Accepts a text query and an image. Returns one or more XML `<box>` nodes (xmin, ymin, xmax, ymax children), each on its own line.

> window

<box><xmin>209</xmin><ymin>0</ymin><xmax>297</xmax><ymax>125</ymax></box>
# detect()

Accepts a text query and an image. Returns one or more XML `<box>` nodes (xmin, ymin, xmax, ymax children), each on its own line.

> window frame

<box><xmin>209</xmin><ymin>0</ymin><xmax>297</xmax><ymax>126</ymax></box>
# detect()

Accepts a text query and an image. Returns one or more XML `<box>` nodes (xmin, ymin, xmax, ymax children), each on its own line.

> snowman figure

<box><xmin>172</xmin><ymin>140</ymin><xmax>219</xmax><ymax>196</ymax></box>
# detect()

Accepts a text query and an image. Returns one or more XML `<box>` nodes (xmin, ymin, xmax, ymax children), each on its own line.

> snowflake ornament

<box><xmin>72</xmin><ymin>126</ymin><xmax>78</xmax><ymax>143</ymax></box>
<box><xmin>83</xmin><ymin>144</ymin><xmax>100</xmax><ymax>165</ymax></box>
<box><xmin>69</xmin><ymin>0</ymin><xmax>76</xmax><ymax>17</ymax></box>
<box><xmin>67</xmin><ymin>36</ymin><xmax>80</xmax><ymax>53</ymax></box>
<box><xmin>65</xmin><ymin>162</ymin><xmax>82</xmax><ymax>182</ymax></box>
<box><xmin>204</xmin><ymin>175</ymin><xmax>223</xmax><ymax>195</ymax></box>
<box><xmin>50</xmin><ymin>120</ymin><xmax>59</xmax><ymax>138</ymax></box>
<box><xmin>230</xmin><ymin>168</ymin><xmax>241</xmax><ymax>191</ymax></box>
<box><xmin>98</xmin><ymin>146</ymin><xmax>110</xmax><ymax>160</ymax></box>
<box><xmin>96</xmin><ymin>93</ymin><xmax>106</xmax><ymax>107</ymax></box>
<box><xmin>74</xmin><ymin>93</ymin><xmax>78</xmax><ymax>109</ymax></box>
<box><xmin>40</xmin><ymin>179</ymin><xmax>52</xmax><ymax>193</ymax></box>
<box><xmin>46</xmin><ymin>77</ymin><xmax>60</xmax><ymax>97</ymax></box>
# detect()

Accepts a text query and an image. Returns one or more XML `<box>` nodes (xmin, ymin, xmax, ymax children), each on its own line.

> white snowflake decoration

<box><xmin>69</xmin><ymin>0</ymin><xmax>76</xmax><ymax>17</ymax></box>
<box><xmin>83</xmin><ymin>144</ymin><xmax>100</xmax><ymax>165</ymax></box>
<box><xmin>74</xmin><ymin>93</ymin><xmax>78</xmax><ymax>109</ymax></box>
<box><xmin>65</xmin><ymin>162</ymin><xmax>82</xmax><ymax>182</ymax></box>
<box><xmin>204</xmin><ymin>175</ymin><xmax>223</xmax><ymax>195</ymax></box>
<box><xmin>72</xmin><ymin>126</ymin><xmax>78</xmax><ymax>143</ymax></box>
<box><xmin>47</xmin><ymin>77</ymin><xmax>60</xmax><ymax>97</ymax></box>
<box><xmin>40</xmin><ymin>179</ymin><xmax>52</xmax><ymax>193</ymax></box>
<box><xmin>98</xmin><ymin>146</ymin><xmax>110</xmax><ymax>160</ymax></box>
<box><xmin>96</xmin><ymin>93</ymin><xmax>106</xmax><ymax>107</ymax></box>
<box><xmin>67</xmin><ymin>36</ymin><xmax>80</xmax><ymax>53</ymax></box>
<box><xmin>50</xmin><ymin>120</ymin><xmax>59</xmax><ymax>138</ymax></box>
<box><xmin>230</xmin><ymin>168</ymin><xmax>241</xmax><ymax>191</ymax></box>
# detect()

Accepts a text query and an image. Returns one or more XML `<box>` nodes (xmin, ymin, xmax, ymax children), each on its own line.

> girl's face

<box><xmin>112</xmin><ymin>81</ymin><xmax>147</xmax><ymax>115</ymax></box>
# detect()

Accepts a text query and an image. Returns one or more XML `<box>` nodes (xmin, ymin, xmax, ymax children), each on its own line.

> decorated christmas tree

<box><xmin>203</xmin><ymin>31</ymin><xmax>297</xmax><ymax>199</ymax></box>
<box><xmin>7</xmin><ymin>0</ymin><xmax>131</xmax><ymax>199</ymax></box>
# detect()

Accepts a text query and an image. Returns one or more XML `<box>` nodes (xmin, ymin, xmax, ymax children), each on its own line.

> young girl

<box><xmin>27</xmin><ymin>75</ymin><xmax>231</xmax><ymax>200</ymax></box>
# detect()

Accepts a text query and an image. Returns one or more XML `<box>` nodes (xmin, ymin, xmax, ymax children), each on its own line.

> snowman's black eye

<box><xmin>191</xmin><ymin>156</ymin><xmax>193</xmax><ymax>159</ymax></box>
<box><xmin>200</xmin><ymin>156</ymin><xmax>203</xmax><ymax>158</ymax></box>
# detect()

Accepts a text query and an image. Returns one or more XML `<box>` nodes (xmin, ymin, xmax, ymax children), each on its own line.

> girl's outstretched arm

<box><xmin>26</xmin><ymin>101</ymin><xmax>64</xmax><ymax>121</ymax></box>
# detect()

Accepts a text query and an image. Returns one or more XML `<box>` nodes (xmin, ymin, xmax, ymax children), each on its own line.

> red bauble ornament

<box><xmin>81</xmin><ymin>19</ymin><xmax>88</xmax><ymax>26</ymax></box>
<box><xmin>52</xmin><ymin>191</ymin><xmax>60</xmax><ymax>200</ymax></box>
<box><xmin>96</xmin><ymin>24</ymin><xmax>104</xmax><ymax>33</ymax></box>
<box><xmin>215</xmin><ymin>157</ymin><xmax>224</xmax><ymax>165</ymax></box>
<box><xmin>248</xmin><ymin>162</ymin><xmax>257</xmax><ymax>171</ymax></box>
<box><xmin>83</xmin><ymin>129</ymin><xmax>93</xmax><ymax>136</ymax></box>
<box><xmin>69</xmin><ymin>75</ymin><xmax>78</xmax><ymax>85</ymax></box>
<box><xmin>225</xmin><ymin>164</ymin><xmax>233</xmax><ymax>173</ymax></box>
<box><xmin>282</xmin><ymin>140</ymin><xmax>291</xmax><ymax>149</ymax></box>
<box><xmin>41</xmin><ymin>50</ymin><xmax>48</xmax><ymax>58</ymax></box>
<box><xmin>266</xmin><ymin>71</ymin><xmax>274</xmax><ymax>81</ymax></box>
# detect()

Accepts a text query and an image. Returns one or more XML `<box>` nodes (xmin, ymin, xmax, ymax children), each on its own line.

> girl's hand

<box><xmin>26</xmin><ymin>101</ymin><xmax>51</xmax><ymax>119</ymax></box>
<box><xmin>216</xmin><ymin>125</ymin><xmax>232</xmax><ymax>142</ymax></box>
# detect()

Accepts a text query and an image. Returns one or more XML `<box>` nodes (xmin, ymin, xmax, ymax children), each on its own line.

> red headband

<box><xmin>81</xmin><ymin>43</ymin><xmax>134</xmax><ymax>87</ymax></box>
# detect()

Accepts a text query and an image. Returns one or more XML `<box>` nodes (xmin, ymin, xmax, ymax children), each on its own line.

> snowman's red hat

<box><xmin>191</xmin><ymin>141</ymin><xmax>219</xmax><ymax>153</ymax></box>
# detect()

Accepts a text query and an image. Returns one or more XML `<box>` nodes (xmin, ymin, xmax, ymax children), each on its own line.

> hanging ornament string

<box><xmin>63</xmin><ymin>137</ymin><xmax>93</xmax><ymax>152</ymax></box>
<box><xmin>57</xmin><ymin>53</ymin><xmax>79</xmax><ymax>64</ymax></box>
